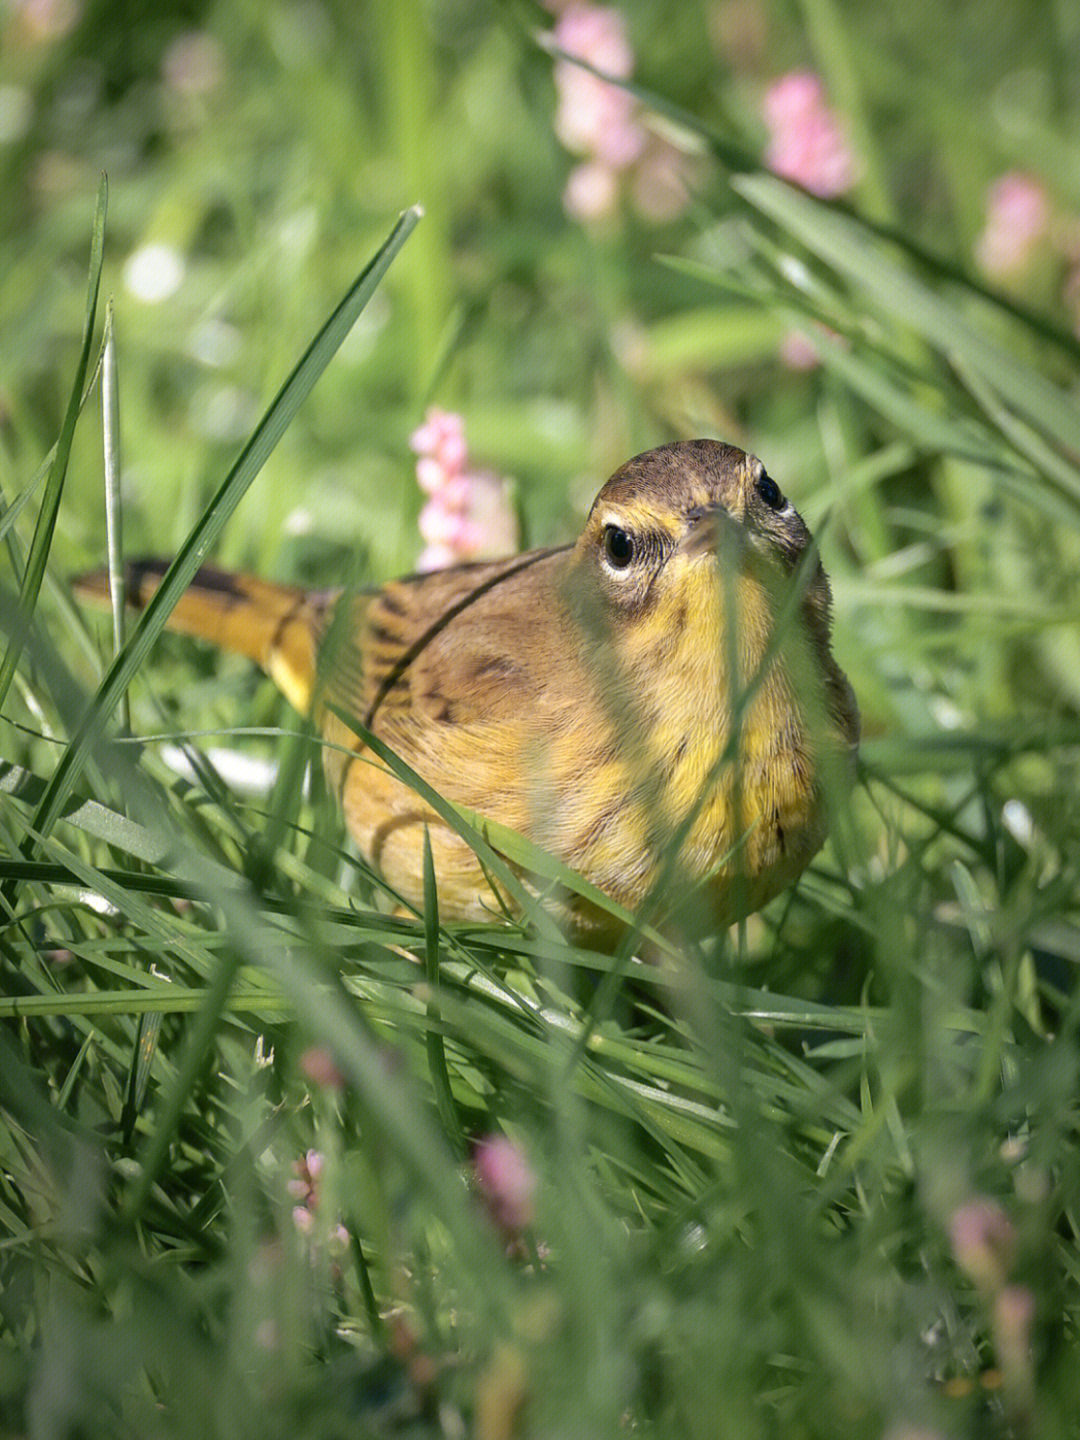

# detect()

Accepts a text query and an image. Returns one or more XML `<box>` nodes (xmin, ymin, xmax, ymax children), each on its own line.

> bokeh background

<box><xmin>4</xmin><ymin>2</ymin><xmax>1080</xmax><ymax>1437</ymax></box>
<box><xmin>4</xmin><ymin>0</ymin><xmax>1076</xmax><ymax>577</ymax></box>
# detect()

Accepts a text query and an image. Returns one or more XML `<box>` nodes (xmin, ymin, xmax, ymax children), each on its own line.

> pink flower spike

<box><xmin>975</xmin><ymin>171</ymin><xmax>1049</xmax><ymax>277</ymax></box>
<box><xmin>563</xmin><ymin>159</ymin><xmax>620</xmax><ymax>222</ymax></box>
<box><xmin>416</xmin><ymin>456</ymin><xmax>450</xmax><ymax>495</ymax></box>
<box><xmin>446</xmin><ymin>514</ymin><xmax>485</xmax><ymax>554</ymax></box>
<box><xmin>763</xmin><ymin>71</ymin><xmax>826</xmax><ymax>129</ymax></box>
<box><xmin>553</xmin><ymin>64</ymin><xmax>642</xmax><ymax>166</ymax></box>
<box><xmin>299</xmin><ymin>1046</ymin><xmax>346</xmax><ymax>1090</ymax></box>
<box><xmin>474</xmin><ymin>1134</ymin><xmax>537</xmax><ymax>1234</ymax></box>
<box><xmin>593</xmin><ymin>113</ymin><xmax>646</xmax><ymax>170</ymax></box>
<box><xmin>429</xmin><ymin>408</ymin><xmax>465</xmax><ymax>446</ymax></box>
<box><xmin>417</xmin><ymin>543</ymin><xmax>458</xmax><ymax>572</ymax></box>
<box><xmin>435</xmin><ymin>428</ymin><xmax>468</xmax><ymax>473</ymax></box>
<box><xmin>438</xmin><ymin>474</ymin><xmax>473</xmax><ymax>512</ymax></box>
<box><xmin>779</xmin><ymin>329</ymin><xmax>822</xmax><ymax>370</ymax></box>
<box><xmin>762</xmin><ymin>70</ymin><xmax>858</xmax><ymax>198</ymax></box>
<box><xmin>949</xmin><ymin>1197</ymin><xmax>1014</xmax><ymax>1292</ymax></box>
<box><xmin>418</xmin><ymin>497</ymin><xmax>461</xmax><ymax>547</ymax></box>
<box><xmin>553</xmin><ymin>4</ymin><xmax>634</xmax><ymax>77</ymax></box>
<box><xmin>410</xmin><ymin>407</ymin><xmax>466</xmax><ymax>457</ymax></box>
<box><xmin>409</xmin><ymin>421</ymin><xmax>437</xmax><ymax>456</ymax></box>
<box><xmin>411</xmin><ymin>413</ymin><xmax>517</xmax><ymax>568</ymax></box>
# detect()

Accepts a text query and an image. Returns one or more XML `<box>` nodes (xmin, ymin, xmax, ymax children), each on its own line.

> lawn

<box><xmin>2</xmin><ymin>2</ymin><xmax>1080</xmax><ymax>1436</ymax></box>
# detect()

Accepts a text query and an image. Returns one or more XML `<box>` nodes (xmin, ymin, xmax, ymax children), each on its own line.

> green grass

<box><xmin>3</xmin><ymin>2</ymin><xmax>1080</xmax><ymax>1437</ymax></box>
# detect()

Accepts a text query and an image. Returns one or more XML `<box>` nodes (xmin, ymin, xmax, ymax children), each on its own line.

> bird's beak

<box><xmin>680</xmin><ymin>504</ymin><xmax>745</xmax><ymax>560</ymax></box>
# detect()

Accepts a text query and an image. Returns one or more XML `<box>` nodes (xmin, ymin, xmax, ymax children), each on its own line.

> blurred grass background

<box><xmin>3</xmin><ymin>0</ymin><xmax>1080</xmax><ymax>1436</ymax></box>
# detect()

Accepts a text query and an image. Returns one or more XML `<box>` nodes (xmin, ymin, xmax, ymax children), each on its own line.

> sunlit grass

<box><xmin>3</xmin><ymin>4</ymin><xmax>1080</xmax><ymax>1437</ymax></box>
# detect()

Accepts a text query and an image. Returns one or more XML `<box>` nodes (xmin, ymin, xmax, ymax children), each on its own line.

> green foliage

<box><xmin>3</xmin><ymin>2</ymin><xmax>1080</xmax><ymax>1437</ymax></box>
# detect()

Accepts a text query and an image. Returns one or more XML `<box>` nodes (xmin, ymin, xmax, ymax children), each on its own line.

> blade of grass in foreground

<box><xmin>327</xmin><ymin>704</ymin><xmax>569</xmax><ymax>950</ymax></box>
<box><xmin>1</xmin><ymin>205</ymin><xmax>422</xmax><ymax>923</ymax></box>
<box><xmin>323</xmin><ymin>710</ymin><xmax>686</xmax><ymax>959</ymax></box>
<box><xmin>0</xmin><ymin>759</ymin><xmax>166</xmax><ymax>865</ymax></box>
<box><xmin>732</xmin><ymin>172</ymin><xmax>1080</xmax><ymax>463</ymax></box>
<box><xmin>422</xmin><ymin>827</ymin><xmax>466</xmax><ymax>1158</ymax></box>
<box><xmin>101</xmin><ymin>299</ymin><xmax>129</xmax><ymax>732</ymax></box>
<box><xmin>0</xmin><ymin>462</ymin><xmax>48</xmax><ymax>547</ymax></box>
<box><xmin>0</xmin><ymin>176</ymin><xmax>107</xmax><ymax>714</ymax></box>
<box><xmin>109</xmin><ymin>822</ymin><xmax>514</xmax><ymax>1329</ymax></box>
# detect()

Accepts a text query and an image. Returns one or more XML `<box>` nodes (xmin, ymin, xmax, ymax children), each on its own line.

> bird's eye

<box><xmin>756</xmin><ymin>472</ymin><xmax>784</xmax><ymax>510</ymax></box>
<box><xmin>602</xmin><ymin>525</ymin><xmax>635</xmax><ymax>570</ymax></box>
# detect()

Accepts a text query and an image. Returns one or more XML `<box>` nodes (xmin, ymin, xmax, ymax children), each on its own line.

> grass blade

<box><xmin>101</xmin><ymin>299</ymin><xmax>129</xmax><ymax>732</ymax></box>
<box><xmin>733</xmin><ymin>171</ymin><xmax>1080</xmax><ymax>460</ymax></box>
<box><xmin>422</xmin><ymin>827</ymin><xmax>466</xmax><ymax>1157</ymax></box>
<box><xmin>326</xmin><ymin>704</ymin><xmax>568</xmax><ymax>949</ymax></box>
<box><xmin>2</xmin><ymin>205</ymin><xmax>422</xmax><ymax>920</ymax></box>
<box><xmin>0</xmin><ymin>175</ymin><xmax>107</xmax><ymax>713</ymax></box>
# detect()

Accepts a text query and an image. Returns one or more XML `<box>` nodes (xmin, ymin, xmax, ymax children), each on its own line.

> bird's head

<box><xmin>565</xmin><ymin>440</ymin><xmax>833</xmax><ymax>677</ymax></box>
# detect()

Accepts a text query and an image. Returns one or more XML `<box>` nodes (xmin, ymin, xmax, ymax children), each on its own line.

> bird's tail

<box><xmin>72</xmin><ymin>558</ymin><xmax>322</xmax><ymax>714</ymax></box>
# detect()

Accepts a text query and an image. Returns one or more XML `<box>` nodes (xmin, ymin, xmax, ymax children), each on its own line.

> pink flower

<box><xmin>474</xmin><ymin>1134</ymin><xmax>537</xmax><ymax>1234</ymax></box>
<box><xmin>553</xmin><ymin>3</ymin><xmax>634</xmax><ymax>77</ymax></box>
<box><xmin>779</xmin><ymin>329</ymin><xmax>822</xmax><ymax>371</ymax></box>
<box><xmin>415</xmin><ymin>456</ymin><xmax>449</xmax><ymax>495</ymax></box>
<box><xmin>993</xmin><ymin>1284</ymin><xmax>1035</xmax><ymax>1386</ymax></box>
<box><xmin>288</xmin><ymin>1149</ymin><xmax>324</xmax><ymax>1208</ymax></box>
<box><xmin>409</xmin><ymin>408</ymin><xmax>468</xmax><ymax>472</ymax></box>
<box><xmin>563</xmin><ymin>159</ymin><xmax>621</xmax><ymax>222</ymax></box>
<box><xmin>299</xmin><ymin>1046</ymin><xmax>345</xmax><ymax>1090</ymax></box>
<box><xmin>949</xmin><ymin>1197</ymin><xmax>1014</xmax><ymax>1293</ymax></box>
<box><xmin>762</xmin><ymin>71</ymin><xmax>859</xmax><ymax>197</ymax></box>
<box><xmin>439</xmin><ymin>474</ymin><xmax>475</xmax><ymax>511</ymax></box>
<box><xmin>418</xmin><ymin>498</ymin><xmax>481</xmax><ymax>551</ymax></box>
<box><xmin>416</xmin><ymin>543</ymin><xmax>458</xmax><ymax>572</ymax></box>
<box><xmin>554</xmin><ymin>63</ymin><xmax>642</xmax><ymax>167</ymax></box>
<box><xmin>975</xmin><ymin>172</ymin><xmax>1050</xmax><ymax>277</ymax></box>
<box><xmin>547</xmin><ymin>4</ymin><xmax>690</xmax><ymax>226</ymax></box>
<box><xmin>288</xmin><ymin>1149</ymin><xmax>351</xmax><ymax>1256</ymax></box>
<box><xmin>410</xmin><ymin>408</ymin><xmax>518</xmax><ymax>570</ymax></box>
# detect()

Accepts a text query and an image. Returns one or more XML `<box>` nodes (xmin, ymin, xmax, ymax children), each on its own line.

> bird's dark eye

<box><xmin>756</xmin><ymin>472</ymin><xmax>784</xmax><ymax>510</ymax></box>
<box><xmin>603</xmin><ymin>525</ymin><xmax>635</xmax><ymax>569</ymax></box>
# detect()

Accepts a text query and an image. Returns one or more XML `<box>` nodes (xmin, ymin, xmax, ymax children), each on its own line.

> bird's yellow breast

<box><xmin>551</xmin><ymin>560</ymin><xmax>827</xmax><ymax>925</ymax></box>
<box><xmin>324</xmin><ymin>550</ymin><xmax>839</xmax><ymax>934</ymax></box>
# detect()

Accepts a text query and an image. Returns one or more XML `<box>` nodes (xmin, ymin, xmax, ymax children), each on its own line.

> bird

<box><xmin>74</xmin><ymin>440</ymin><xmax>859</xmax><ymax>939</ymax></box>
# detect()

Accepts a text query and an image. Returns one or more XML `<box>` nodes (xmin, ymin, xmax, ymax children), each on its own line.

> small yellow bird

<box><xmin>75</xmin><ymin>440</ymin><xmax>858</xmax><ymax>937</ymax></box>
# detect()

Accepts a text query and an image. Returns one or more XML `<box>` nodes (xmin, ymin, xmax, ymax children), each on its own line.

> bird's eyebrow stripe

<box><xmin>596</xmin><ymin>508</ymin><xmax>682</xmax><ymax>537</ymax></box>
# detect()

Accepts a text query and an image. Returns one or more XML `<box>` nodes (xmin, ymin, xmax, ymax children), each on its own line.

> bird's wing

<box><xmin>318</xmin><ymin>548</ymin><xmax>574</xmax><ymax>731</ymax></box>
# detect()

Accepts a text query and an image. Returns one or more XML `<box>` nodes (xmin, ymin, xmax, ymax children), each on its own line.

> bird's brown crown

<box><xmin>568</xmin><ymin>439</ymin><xmax>824</xmax><ymax>627</ymax></box>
